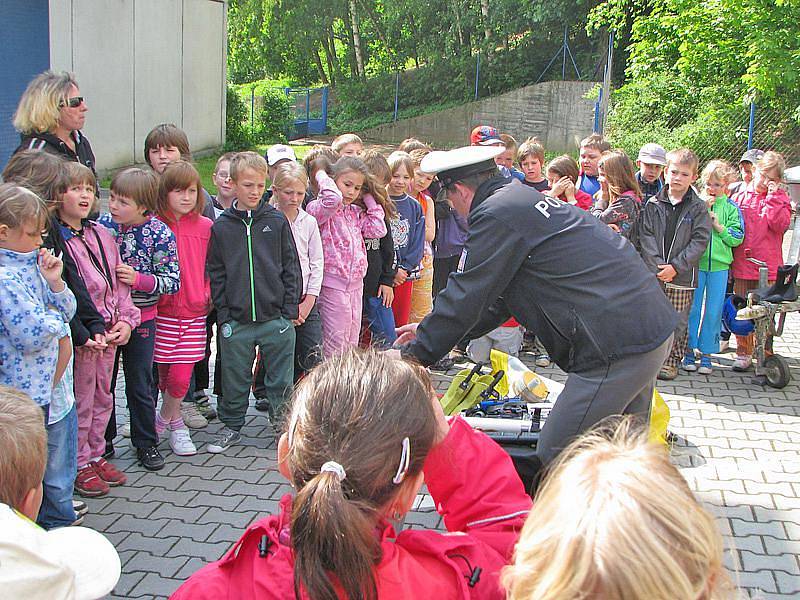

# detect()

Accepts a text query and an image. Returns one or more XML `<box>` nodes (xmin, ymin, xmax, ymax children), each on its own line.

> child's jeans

<box><xmin>220</xmin><ymin>318</ymin><xmax>295</xmax><ymax>429</ymax></box>
<box><xmin>318</xmin><ymin>285</ymin><xmax>362</xmax><ymax>357</ymax></box>
<box><xmin>364</xmin><ymin>295</ymin><xmax>397</xmax><ymax>349</ymax></box>
<box><xmin>38</xmin><ymin>404</ymin><xmax>78</xmax><ymax>529</ymax></box>
<box><xmin>687</xmin><ymin>270</ymin><xmax>728</xmax><ymax>355</ymax></box>
<box><xmin>74</xmin><ymin>345</ymin><xmax>115</xmax><ymax>467</ymax></box>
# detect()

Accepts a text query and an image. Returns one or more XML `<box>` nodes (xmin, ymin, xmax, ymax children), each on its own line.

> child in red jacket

<box><xmin>172</xmin><ymin>349</ymin><xmax>532</xmax><ymax>600</ymax></box>
<box><xmin>154</xmin><ymin>161</ymin><xmax>212</xmax><ymax>456</ymax></box>
<box><xmin>730</xmin><ymin>151</ymin><xmax>792</xmax><ymax>371</ymax></box>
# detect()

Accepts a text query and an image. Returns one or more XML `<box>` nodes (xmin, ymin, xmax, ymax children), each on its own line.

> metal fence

<box><xmin>246</xmin><ymin>86</ymin><xmax>329</xmax><ymax>140</ymax></box>
<box><xmin>597</xmin><ymin>98</ymin><xmax>800</xmax><ymax>168</ymax></box>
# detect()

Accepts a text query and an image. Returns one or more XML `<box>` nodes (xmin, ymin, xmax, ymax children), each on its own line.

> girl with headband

<box><xmin>173</xmin><ymin>349</ymin><xmax>532</xmax><ymax>599</ymax></box>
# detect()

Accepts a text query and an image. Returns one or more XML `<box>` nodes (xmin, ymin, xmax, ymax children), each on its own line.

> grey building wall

<box><xmin>360</xmin><ymin>81</ymin><xmax>598</xmax><ymax>153</ymax></box>
<box><xmin>49</xmin><ymin>0</ymin><xmax>226</xmax><ymax>172</ymax></box>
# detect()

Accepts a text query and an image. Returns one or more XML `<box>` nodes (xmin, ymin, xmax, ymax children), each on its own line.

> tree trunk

<box><xmin>480</xmin><ymin>0</ymin><xmax>491</xmax><ymax>49</ymax></box>
<box><xmin>341</xmin><ymin>15</ymin><xmax>359</xmax><ymax>78</ymax></box>
<box><xmin>452</xmin><ymin>0</ymin><xmax>464</xmax><ymax>47</ymax></box>
<box><xmin>313</xmin><ymin>46</ymin><xmax>329</xmax><ymax>85</ymax></box>
<box><xmin>322</xmin><ymin>28</ymin><xmax>337</xmax><ymax>86</ymax></box>
<box><xmin>348</xmin><ymin>0</ymin><xmax>365</xmax><ymax>78</ymax></box>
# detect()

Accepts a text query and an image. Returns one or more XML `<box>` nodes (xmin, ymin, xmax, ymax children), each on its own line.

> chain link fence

<box><xmin>600</xmin><ymin>93</ymin><xmax>800</xmax><ymax>169</ymax></box>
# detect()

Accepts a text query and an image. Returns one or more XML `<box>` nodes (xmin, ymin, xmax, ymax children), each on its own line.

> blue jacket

<box><xmin>389</xmin><ymin>194</ymin><xmax>426</xmax><ymax>278</ymax></box>
<box><xmin>0</xmin><ymin>248</ymin><xmax>76</xmax><ymax>406</ymax></box>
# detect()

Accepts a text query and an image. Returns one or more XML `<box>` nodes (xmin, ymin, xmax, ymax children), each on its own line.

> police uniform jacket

<box><xmin>402</xmin><ymin>176</ymin><xmax>678</xmax><ymax>371</ymax></box>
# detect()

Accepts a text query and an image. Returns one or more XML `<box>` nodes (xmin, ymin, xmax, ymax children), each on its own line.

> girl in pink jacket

<box><xmin>154</xmin><ymin>161</ymin><xmax>212</xmax><ymax>456</ymax></box>
<box><xmin>172</xmin><ymin>349</ymin><xmax>531</xmax><ymax>600</ymax></box>
<box><xmin>306</xmin><ymin>156</ymin><xmax>387</xmax><ymax>356</ymax></box>
<box><xmin>56</xmin><ymin>163</ymin><xmax>140</xmax><ymax>496</ymax></box>
<box><xmin>730</xmin><ymin>151</ymin><xmax>792</xmax><ymax>371</ymax></box>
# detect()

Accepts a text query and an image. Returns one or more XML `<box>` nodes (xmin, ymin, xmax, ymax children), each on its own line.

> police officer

<box><xmin>394</xmin><ymin>146</ymin><xmax>677</xmax><ymax>471</ymax></box>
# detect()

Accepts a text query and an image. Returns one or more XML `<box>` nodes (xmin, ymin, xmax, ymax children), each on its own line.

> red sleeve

<box><xmin>764</xmin><ymin>188</ymin><xmax>792</xmax><ymax>233</ymax></box>
<box><xmin>424</xmin><ymin>417</ymin><xmax>532</xmax><ymax>547</ymax></box>
<box><xmin>575</xmin><ymin>190</ymin><xmax>594</xmax><ymax>211</ymax></box>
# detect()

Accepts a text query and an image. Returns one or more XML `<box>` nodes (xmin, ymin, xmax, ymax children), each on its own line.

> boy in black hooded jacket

<box><xmin>206</xmin><ymin>153</ymin><xmax>302</xmax><ymax>454</ymax></box>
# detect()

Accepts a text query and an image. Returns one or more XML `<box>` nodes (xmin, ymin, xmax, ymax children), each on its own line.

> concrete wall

<box><xmin>49</xmin><ymin>0</ymin><xmax>226</xmax><ymax>172</ymax></box>
<box><xmin>360</xmin><ymin>81</ymin><xmax>598</xmax><ymax>153</ymax></box>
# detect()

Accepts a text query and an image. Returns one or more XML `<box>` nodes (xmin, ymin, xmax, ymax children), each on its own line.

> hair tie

<box><xmin>320</xmin><ymin>461</ymin><xmax>346</xmax><ymax>481</ymax></box>
<box><xmin>392</xmin><ymin>437</ymin><xmax>411</xmax><ymax>485</ymax></box>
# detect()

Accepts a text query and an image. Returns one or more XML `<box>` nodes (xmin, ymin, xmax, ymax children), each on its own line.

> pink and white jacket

<box><xmin>306</xmin><ymin>171</ymin><xmax>387</xmax><ymax>291</ymax></box>
<box><xmin>731</xmin><ymin>185</ymin><xmax>792</xmax><ymax>280</ymax></box>
<box><xmin>59</xmin><ymin>220</ymin><xmax>140</xmax><ymax>330</ymax></box>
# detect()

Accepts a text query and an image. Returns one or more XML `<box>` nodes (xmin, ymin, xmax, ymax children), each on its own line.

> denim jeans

<box><xmin>106</xmin><ymin>319</ymin><xmax>158</xmax><ymax>449</ymax></box>
<box><xmin>38</xmin><ymin>404</ymin><xmax>78</xmax><ymax>529</ymax></box>
<box><xmin>364</xmin><ymin>295</ymin><xmax>397</xmax><ymax>349</ymax></box>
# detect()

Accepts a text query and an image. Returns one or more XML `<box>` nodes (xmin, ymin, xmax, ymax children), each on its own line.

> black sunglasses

<box><xmin>60</xmin><ymin>96</ymin><xmax>84</xmax><ymax>109</ymax></box>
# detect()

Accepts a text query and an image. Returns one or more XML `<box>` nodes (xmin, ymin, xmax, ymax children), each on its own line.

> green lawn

<box><xmin>100</xmin><ymin>144</ymin><xmax>314</xmax><ymax>193</ymax></box>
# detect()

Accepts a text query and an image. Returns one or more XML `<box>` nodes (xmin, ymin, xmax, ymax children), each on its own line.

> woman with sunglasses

<box><xmin>12</xmin><ymin>70</ymin><xmax>97</xmax><ymax>179</ymax></box>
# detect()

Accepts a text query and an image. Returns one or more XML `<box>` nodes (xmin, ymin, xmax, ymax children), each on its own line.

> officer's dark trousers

<box><xmin>536</xmin><ymin>334</ymin><xmax>673</xmax><ymax>467</ymax></box>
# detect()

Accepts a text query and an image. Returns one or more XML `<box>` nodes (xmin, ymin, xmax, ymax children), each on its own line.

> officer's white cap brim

<box><xmin>421</xmin><ymin>146</ymin><xmax>505</xmax><ymax>176</ymax></box>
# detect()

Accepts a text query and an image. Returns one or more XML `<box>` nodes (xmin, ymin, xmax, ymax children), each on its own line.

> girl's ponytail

<box><xmin>292</xmin><ymin>469</ymin><xmax>380</xmax><ymax>600</ymax></box>
<box><xmin>286</xmin><ymin>349</ymin><xmax>437</xmax><ymax>600</ymax></box>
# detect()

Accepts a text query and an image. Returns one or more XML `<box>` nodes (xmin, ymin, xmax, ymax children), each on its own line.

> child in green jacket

<box><xmin>684</xmin><ymin>161</ymin><xmax>744</xmax><ymax>373</ymax></box>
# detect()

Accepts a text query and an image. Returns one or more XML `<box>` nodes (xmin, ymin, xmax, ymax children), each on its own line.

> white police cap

<box><xmin>421</xmin><ymin>146</ymin><xmax>504</xmax><ymax>187</ymax></box>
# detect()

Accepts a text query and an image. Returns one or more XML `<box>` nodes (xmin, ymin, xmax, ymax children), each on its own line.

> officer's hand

<box><xmin>394</xmin><ymin>322</ymin><xmax>419</xmax><ymax>346</ymax></box>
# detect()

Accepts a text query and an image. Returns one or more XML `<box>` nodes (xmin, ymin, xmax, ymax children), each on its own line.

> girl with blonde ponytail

<box><xmin>173</xmin><ymin>348</ymin><xmax>532</xmax><ymax>599</ymax></box>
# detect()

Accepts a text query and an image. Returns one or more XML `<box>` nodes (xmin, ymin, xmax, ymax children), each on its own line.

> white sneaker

<box><xmin>169</xmin><ymin>428</ymin><xmax>197</xmax><ymax>456</ymax></box>
<box><xmin>119</xmin><ymin>421</ymin><xmax>131</xmax><ymax>438</ymax></box>
<box><xmin>181</xmin><ymin>402</ymin><xmax>208</xmax><ymax>429</ymax></box>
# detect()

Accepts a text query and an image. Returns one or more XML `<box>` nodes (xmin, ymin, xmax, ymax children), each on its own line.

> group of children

<box><xmin>461</xmin><ymin>126</ymin><xmax>792</xmax><ymax>382</ymax></box>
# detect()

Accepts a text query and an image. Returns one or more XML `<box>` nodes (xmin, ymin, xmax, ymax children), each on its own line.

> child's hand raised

<box><xmin>38</xmin><ymin>249</ymin><xmax>66</xmax><ymax>292</ymax></box>
<box><xmin>116</xmin><ymin>263</ymin><xmax>137</xmax><ymax>286</ymax></box>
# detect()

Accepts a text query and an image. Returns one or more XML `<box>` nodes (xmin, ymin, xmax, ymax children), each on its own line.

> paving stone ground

<box><xmin>89</xmin><ymin>243</ymin><xmax>800</xmax><ymax>599</ymax></box>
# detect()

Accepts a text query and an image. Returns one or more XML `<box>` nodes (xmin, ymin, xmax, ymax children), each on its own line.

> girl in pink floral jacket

<box><xmin>306</xmin><ymin>156</ymin><xmax>387</xmax><ymax>356</ymax></box>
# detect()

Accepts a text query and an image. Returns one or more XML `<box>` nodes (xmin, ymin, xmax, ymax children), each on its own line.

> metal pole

<box><xmin>250</xmin><ymin>86</ymin><xmax>255</xmax><ymax>132</ymax></box>
<box><xmin>562</xmin><ymin>26</ymin><xmax>567</xmax><ymax>80</ymax></box>
<box><xmin>599</xmin><ymin>31</ymin><xmax>614</xmax><ymax>135</ymax></box>
<box><xmin>748</xmin><ymin>100</ymin><xmax>756</xmax><ymax>150</ymax></box>
<box><xmin>475</xmin><ymin>52</ymin><xmax>481</xmax><ymax>101</ymax></box>
<box><xmin>393</xmin><ymin>72</ymin><xmax>400</xmax><ymax>121</ymax></box>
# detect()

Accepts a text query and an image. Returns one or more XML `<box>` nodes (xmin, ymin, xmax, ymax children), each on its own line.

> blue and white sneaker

<box><xmin>697</xmin><ymin>355</ymin><xmax>713</xmax><ymax>375</ymax></box>
<box><xmin>681</xmin><ymin>354</ymin><xmax>697</xmax><ymax>372</ymax></box>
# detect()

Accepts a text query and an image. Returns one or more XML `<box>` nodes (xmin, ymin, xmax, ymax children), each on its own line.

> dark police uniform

<box><xmin>401</xmin><ymin>174</ymin><xmax>678</xmax><ymax>466</ymax></box>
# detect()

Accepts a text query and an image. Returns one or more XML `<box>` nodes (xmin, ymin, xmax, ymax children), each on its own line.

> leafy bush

<box><xmin>224</xmin><ymin>86</ymin><xmax>255</xmax><ymax>151</ymax></box>
<box><xmin>252</xmin><ymin>88</ymin><xmax>294</xmax><ymax>143</ymax></box>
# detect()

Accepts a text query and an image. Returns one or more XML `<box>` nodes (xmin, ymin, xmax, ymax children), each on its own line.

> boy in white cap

<box><xmin>0</xmin><ymin>385</ymin><xmax>120</xmax><ymax>599</ymax></box>
<box><xmin>265</xmin><ymin>144</ymin><xmax>297</xmax><ymax>181</ymax></box>
<box><xmin>636</xmin><ymin>143</ymin><xmax>667</xmax><ymax>201</ymax></box>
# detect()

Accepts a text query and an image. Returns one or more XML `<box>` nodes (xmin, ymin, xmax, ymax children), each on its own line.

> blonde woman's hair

<box><xmin>13</xmin><ymin>70</ymin><xmax>79</xmax><ymax>134</ymax></box>
<box><xmin>0</xmin><ymin>386</ymin><xmax>48</xmax><ymax>509</ymax></box>
<box><xmin>0</xmin><ymin>183</ymin><xmax>50</xmax><ymax>231</ymax></box>
<box><xmin>756</xmin><ymin>151</ymin><xmax>786</xmax><ymax>180</ymax></box>
<box><xmin>599</xmin><ymin>150</ymin><xmax>641</xmax><ymax>202</ymax></box>
<box><xmin>272</xmin><ymin>161</ymin><xmax>309</xmax><ymax>191</ymax></box>
<box><xmin>503</xmin><ymin>417</ymin><xmax>734</xmax><ymax>600</ymax></box>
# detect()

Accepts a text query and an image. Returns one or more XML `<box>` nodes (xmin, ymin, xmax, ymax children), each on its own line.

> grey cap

<box><xmin>637</xmin><ymin>143</ymin><xmax>667</xmax><ymax>166</ymax></box>
<box><xmin>740</xmin><ymin>149</ymin><xmax>765</xmax><ymax>164</ymax></box>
